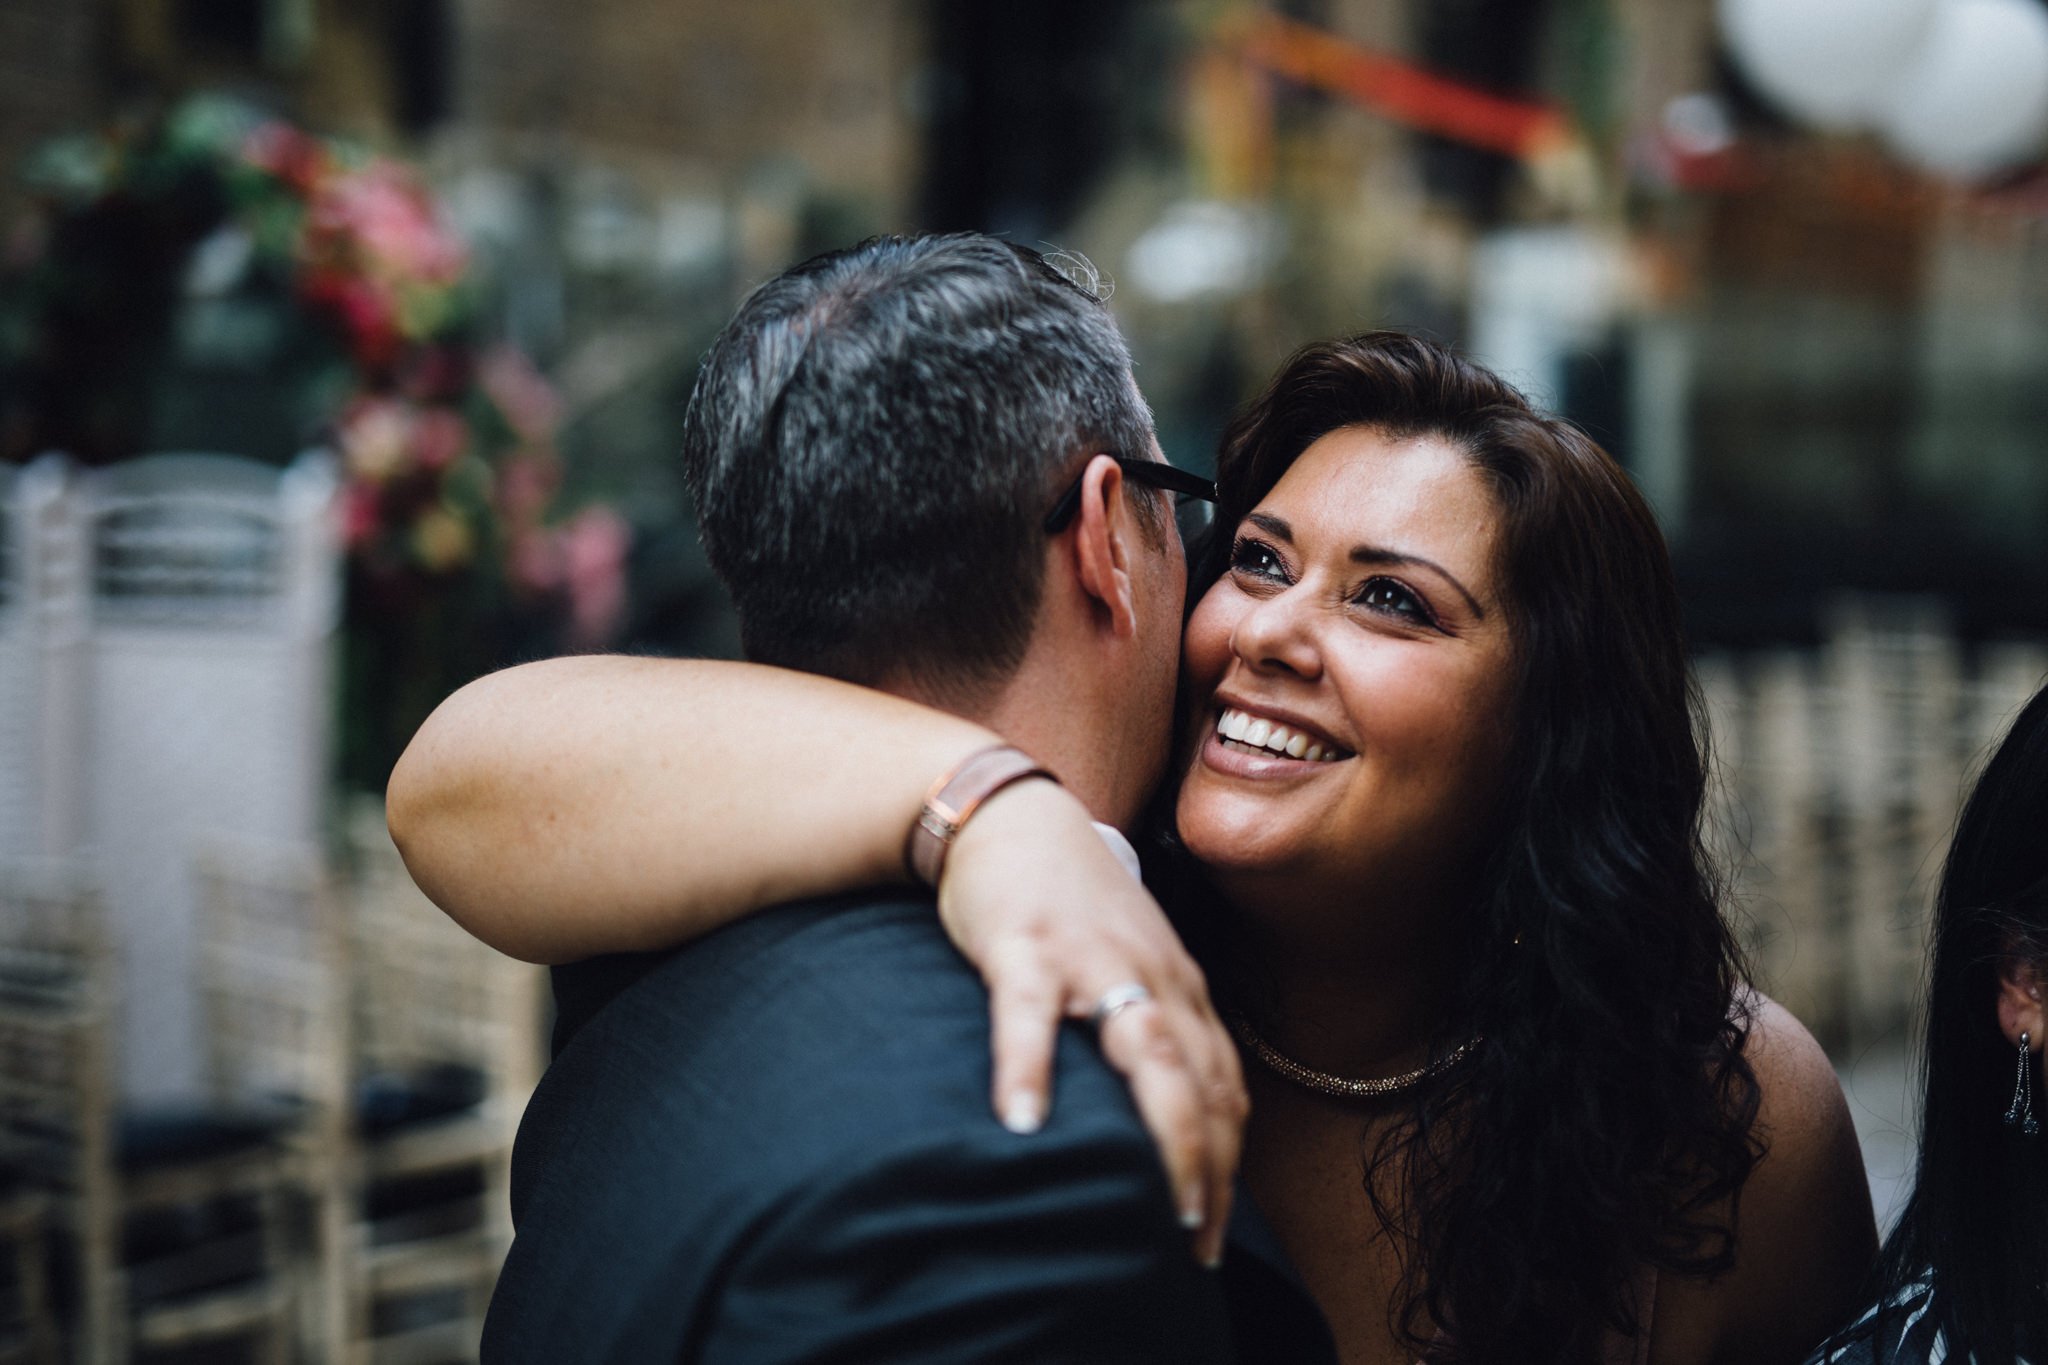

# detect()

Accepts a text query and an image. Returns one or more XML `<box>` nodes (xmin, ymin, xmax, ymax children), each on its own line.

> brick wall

<box><xmin>0</xmin><ymin>0</ymin><xmax>102</xmax><ymax>221</ymax></box>
<box><xmin>449</xmin><ymin>0</ymin><xmax>918</xmax><ymax>215</ymax></box>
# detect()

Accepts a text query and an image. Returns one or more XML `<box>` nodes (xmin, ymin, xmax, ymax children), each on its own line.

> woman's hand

<box><xmin>940</xmin><ymin>779</ymin><xmax>1246</xmax><ymax>1268</ymax></box>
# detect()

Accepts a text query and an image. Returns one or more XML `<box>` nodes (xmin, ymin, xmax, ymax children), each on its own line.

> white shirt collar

<box><xmin>1091</xmin><ymin>822</ymin><xmax>1143</xmax><ymax>881</ymax></box>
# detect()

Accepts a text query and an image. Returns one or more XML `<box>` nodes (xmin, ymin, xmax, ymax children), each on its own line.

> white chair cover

<box><xmin>0</xmin><ymin>456</ymin><xmax>88</xmax><ymax>862</ymax></box>
<box><xmin>77</xmin><ymin>452</ymin><xmax>340</xmax><ymax>1102</ymax></box>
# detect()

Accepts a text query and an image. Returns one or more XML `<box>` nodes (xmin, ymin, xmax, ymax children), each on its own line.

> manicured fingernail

<box><xmin>1179</xmin><ymin>1183</ymin><xmax>1206</xmax><ymax>1229</ymax></box>
<box><xmin>1203</xmin><ymin>1247</ymin><xmax>1225</xmax><ymax>1271</ymax></box>
<box><xmin>1002</xmin><ymin>1093</ymin><xmax>1044</xmax><ymax>1135</ymax></box>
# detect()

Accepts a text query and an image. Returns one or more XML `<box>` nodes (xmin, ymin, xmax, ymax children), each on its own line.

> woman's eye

<box><xmin>1357</xmin><ymin>577</ymin><xmax>1432</xmax><ymax>624</ymax></box>
<box><xmin>1229</xmin><ymin>537</ymin><xmax>1287</xmax><ymax>581</ymax></box>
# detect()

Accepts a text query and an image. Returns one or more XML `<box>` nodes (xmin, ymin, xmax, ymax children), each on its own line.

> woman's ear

<box><xmin>1069</xmin><ymin>455</ymin><xmax>1137</xmax><ymax>638</ymax></box>
<box><xmin>1997</xmin><ymin>954</ymin><xmax>2046</xmax><ymax>1050</ymax></box>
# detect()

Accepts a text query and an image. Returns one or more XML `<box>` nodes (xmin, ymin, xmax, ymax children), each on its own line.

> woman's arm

<box><xmin>387</xmin><ymin>655</ymin><xmax>1242</xmax><ymax>1263</ymax></box>
<box><xmin>387</xmin><ymin>656</ymin><xmax>997</xmax><ymax>965</ymax></box>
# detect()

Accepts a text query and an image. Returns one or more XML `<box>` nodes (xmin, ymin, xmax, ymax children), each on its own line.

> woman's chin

<box><xmin>1174</xmin><ymin>788</ymin><xmax>1297</xmax><ymax>879</ymax></box>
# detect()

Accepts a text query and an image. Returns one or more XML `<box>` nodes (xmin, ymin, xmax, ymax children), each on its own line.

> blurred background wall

<box><xmin>9</xmin><ymin>0</ymin><xmax>2048</xmax><ymax>655</ymax></box>
<box><xmin>2</xmin><ymin>0</ymin><xmax>2047</xmax><ymax>1356</ymax></box>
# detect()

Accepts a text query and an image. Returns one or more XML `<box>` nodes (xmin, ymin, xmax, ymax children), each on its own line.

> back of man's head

<box><xmin>681</xmin><ymin>233</ymin><xmax>1157</xmax><ymax>703</ymax></box>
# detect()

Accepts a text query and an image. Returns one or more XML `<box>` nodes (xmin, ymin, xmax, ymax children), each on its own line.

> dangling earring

<box><xmin>2004</xmin><ymin>1031</ymin><xmax>2039</xmax><ymax>1138</ymax></box>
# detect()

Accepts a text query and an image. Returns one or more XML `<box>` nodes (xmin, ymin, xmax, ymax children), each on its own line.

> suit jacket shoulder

<box><xmin>483</xmin><ymin>892</ymin><xmax>1235</xmax><ymax>1364</ymax></box>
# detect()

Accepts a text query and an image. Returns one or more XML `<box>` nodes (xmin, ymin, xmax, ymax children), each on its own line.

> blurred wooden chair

<box><xmin>169</xmin><ymin>836</ymin><xmax>351</xmax><ymax>1363</ymax></box>
<box><xmin>0</xmin><ymin>858</ymin><xmax>118</xmax><ymax>1365</ymax></box>
<box><xmin>0</xmin><ymin>852</ymin><xmax>322</xmax><ymax>1362</ymax></box>
<box><xmin>0</xmin><ymin>1185</ymin><xmax>57</xmax><ymax>1364</ymax></box>
<box><xmin>338</xmin><ymin>805</ymin><xmax>544</xmax><ymax>1364</ymax></box>
<box><xmin>22</xmin><ymin>837</ymin><xmax>355</xmax><ymax>1365</ymax></box>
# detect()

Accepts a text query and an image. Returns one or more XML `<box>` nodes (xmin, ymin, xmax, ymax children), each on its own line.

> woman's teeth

<box><xmin>1214</xmin><ymin>708</ymin><xmax>1346</xmax><ymax>762</ymax></box>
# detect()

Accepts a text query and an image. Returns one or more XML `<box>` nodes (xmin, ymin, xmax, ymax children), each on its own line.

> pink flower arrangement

<box><xmin>10</xmin><ymin>98</ymin><xmax>629</xmax><ymax>643</ymax></box>
<box><xmin>232</xmin><ymin>114</ymin><xmax>627</xmax><ymax>623</ymax></box>
<box><xmin>273</xmin><ymin>140</ymin><xmax>470</xmax><ymax>373</ymax></box>
<box><xmin>7</xmin><ymin>96</ymin><xmax>636</xmax><ymax>785</ymax></box>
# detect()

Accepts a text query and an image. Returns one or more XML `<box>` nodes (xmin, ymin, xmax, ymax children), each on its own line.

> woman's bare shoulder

<box><xmin>1654</xmin><ymin>992</ymin><xmax>1879</xmax><ymax>1365</ymax></box>
<box><xmin>1744</xmin><ymin>993</ymin><xmax>1857</xmax><ymax>1128</ymax></box>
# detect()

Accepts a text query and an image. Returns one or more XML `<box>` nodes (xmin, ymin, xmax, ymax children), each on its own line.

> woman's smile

<box><xmin>1207</xmin><ymin>700</ymin><xmax>1354</xmax><ymax>770</ymax></box>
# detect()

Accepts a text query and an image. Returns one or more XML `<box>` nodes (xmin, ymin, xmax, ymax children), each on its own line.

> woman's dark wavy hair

<box><xmin>1858</xmin><ymin>680</ymin><xmax>2048</xmax><ymax>1364</ymax></box>
<box><xmin>1177</xmin><ymin>332</ymin><xmax>1762</xmax><ymax>1362</ymax></box>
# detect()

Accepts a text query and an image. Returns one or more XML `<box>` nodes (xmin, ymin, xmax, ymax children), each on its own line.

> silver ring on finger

<box><xmin>1090</xmin><ymin>982</ymin><xmax>1152</xmax><ymax>1031</ymax></box>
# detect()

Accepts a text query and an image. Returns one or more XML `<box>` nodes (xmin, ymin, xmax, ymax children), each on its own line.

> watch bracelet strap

<box><xmin>906</xmin><ymin>745</ymin><xmax>1057</xmax><ymax>888</ymax></box>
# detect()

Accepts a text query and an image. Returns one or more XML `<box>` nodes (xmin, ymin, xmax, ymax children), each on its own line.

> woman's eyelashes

<box><xmin>1229</xmin><ymin>535</ymin><xmax>1445</xmax><ymax>631</ymax></box>
<box><xmin>1353</xmin><ymin>577</ymin><xmax>1441</xmax><ymax>629</ymax></box>
<box><xmin>1228</xmin><ymin>535</ymin><xmax>1289</xmax><ymax>583</ymax></box>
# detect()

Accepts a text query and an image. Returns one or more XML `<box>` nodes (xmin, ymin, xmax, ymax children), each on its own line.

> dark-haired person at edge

<box><xmin>1811</xmin><ymin>680</ymin><xmax>2048</xmax><ymax>1365</ymax></box>
<box><xmin>392</xmin><ymin>245</ymin><xmax>1879</xmax><ymax>1362</ymax></box>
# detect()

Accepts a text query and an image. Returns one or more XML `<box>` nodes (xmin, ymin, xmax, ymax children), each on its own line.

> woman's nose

<box><xmin>1230</xmin><ymin>587</ymin><xmax>1321</xmax><ymax>680</ymax></box>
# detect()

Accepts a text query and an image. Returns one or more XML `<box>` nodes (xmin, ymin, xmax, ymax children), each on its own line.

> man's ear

<box><xmin>1997</xmin><ymin>953</ymin><xmax>2046</xmax><ymax>1049</ymax></box>
<box><xmin>1069</xmin><ymin>454</ymin><xmax>1137</xmax><ymax>639</ymax></box>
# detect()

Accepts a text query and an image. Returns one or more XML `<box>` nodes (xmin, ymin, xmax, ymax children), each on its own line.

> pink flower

<box><xmin>242</xmin><ymin>121</ymin><xmax>330</xmax><ymax>196</ymax></box>
<box><xmin>412</xmin><ymin>407</ymin><xmax>469</xmax><ymax>474</ymax></box>
<box><xmin>479</xmin><ymin>346</ymin><xmax>562</xmax><ymax>443</ymax></box>
<box><xmin>559</xmin><ymin>506</ymin><xmax>631</xmax><ymax>649</ymax></box>
<box><xmin>342</xmin><ymin>483</ymin><xmax>383</xmax><ymax>548</ymax></box>
<box><xmin>308</xmin><ymin>161</ymin><xmax>467</xmax><ymax>288</ymax></box>
<box><xmin>302</xmin><ymin>272</ymin><xmax>403</xmax><ymax>371</ymax></box>
<box><xmin>495</xmin><ymin>448</ymin><xmax>561</xmax><ymax>526</ymax></box>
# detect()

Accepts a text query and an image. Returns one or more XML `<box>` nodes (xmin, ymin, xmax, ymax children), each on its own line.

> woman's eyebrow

<box><xmin>1352</xmin><ymin>546</ymin><xmax>1487</xmax><ymax>619</ymax></box>
<box><xmin>1246</xmin><ymin>511</ymin><xmax>1293</xmax><ymax>541</ymax></box>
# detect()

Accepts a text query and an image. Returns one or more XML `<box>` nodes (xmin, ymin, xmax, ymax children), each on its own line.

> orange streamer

<box><xmin>1234</xmin><ymin>12</ymin><xmax>1571</xmax><ymax>161</ymax></box>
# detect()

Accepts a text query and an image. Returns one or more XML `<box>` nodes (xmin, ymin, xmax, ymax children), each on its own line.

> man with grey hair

<box><xmin>435</xmin><ymin>235</ymin><xmax>1333</xmax><ymax>1363</ymax></box>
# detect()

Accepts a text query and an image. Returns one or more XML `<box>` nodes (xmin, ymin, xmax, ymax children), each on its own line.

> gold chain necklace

<box><xmin>1227</xmin><ymin>1013</ymin><xmax>1482</xmax><ymax>1100</ymax></box>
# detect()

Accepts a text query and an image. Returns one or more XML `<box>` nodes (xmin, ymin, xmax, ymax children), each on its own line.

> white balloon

<box><xmin>1882</xmin><ymin>0</ymin><xmax>2048</xmax><ymax>178</ymax></box>
<box><xmin>1717</xmin><ymin>0</ymin><xmax>1939</xmax><ymax>129</ymax></box>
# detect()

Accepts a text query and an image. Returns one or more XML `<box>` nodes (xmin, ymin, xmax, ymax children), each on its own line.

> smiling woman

<box><xmin>1093</xmin><ymin>333</ymin><xmax>1876</xmax><ymax>1364</ymax></box>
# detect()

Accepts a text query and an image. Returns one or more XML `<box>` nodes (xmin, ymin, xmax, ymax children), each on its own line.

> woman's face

<box><xmin>1175</xmin><ymin>425</ymin><xmax>1517</xmax><ymax>926</ymax></box>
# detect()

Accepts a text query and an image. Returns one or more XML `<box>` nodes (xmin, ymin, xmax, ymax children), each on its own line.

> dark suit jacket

<box><xmin>482</xmin><ymin>891</ymin><xmax>1325</xmax><ymax>1363</ymax></box>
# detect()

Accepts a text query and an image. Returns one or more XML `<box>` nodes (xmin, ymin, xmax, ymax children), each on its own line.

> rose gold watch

<box><xmin>905</xmin><ymin>745</ymin><xmax>1057</xmax><ymax>888</ymax></box>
